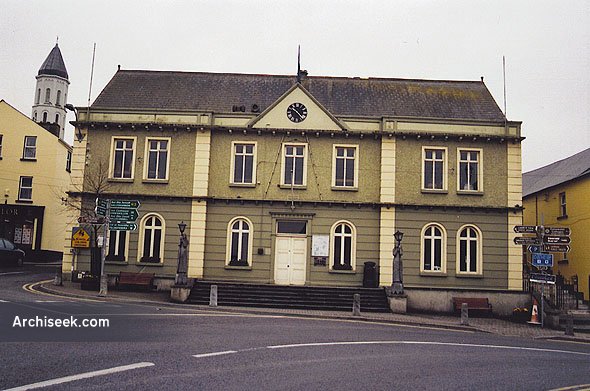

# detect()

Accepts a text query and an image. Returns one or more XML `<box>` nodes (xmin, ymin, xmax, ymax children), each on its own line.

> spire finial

<box><xmin>56</xmin><ymin>36</ymin><xmax>59</xmax><ymax>45</ymax></box>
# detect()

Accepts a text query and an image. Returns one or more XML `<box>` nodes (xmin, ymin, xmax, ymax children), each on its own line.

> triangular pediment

<box><xmin>249</xmin><ymin>83</ymin><xmax>347</xmax><ymax>131</ymax></box>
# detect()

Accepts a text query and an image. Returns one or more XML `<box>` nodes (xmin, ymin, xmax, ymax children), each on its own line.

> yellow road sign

<box><xmin>71</xmin><ymin>226</ymin><xmax>90</xmax><ymax>248</ymax></box>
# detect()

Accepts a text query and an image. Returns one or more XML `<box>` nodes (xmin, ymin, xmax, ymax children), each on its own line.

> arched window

<box><xmin>227</xmin><ymin>217</ymin><xmax>252</xmax><ymax>267</ymax></box>
<box><xmin>45</xmin><ymin>88</ymin><xmax>51</xmax><ymax>103</ymax></box>
<box><xmin>421</xmin><ymin>223</ymin><xmax>446</xmax><ymax>273</ymax></box>
<box><xmin>457</xmin><ymin>225</ymin><xmax>482</xmax><ymax>275</ymax></box>
<box><xmin>33</xmin><ymin>111</ymin><xmax>37</xmax><ymax>121</ymax></box>
<box><xmin>36</xmin><ymin>89</ymin><xmax>41</xmax><ymax>104</ymax></box>
<box><xmin>330</xmin><ymin>221</ymin><xmax>356</xmax><ymax>271</ymax></box>
<box><xmin>139</xmin><ymin>214</ymin><xmax>165</xmax><ymax>263</ymax></box>
<box><xmin>42</xmin><ymin>112</ymin><xmax>48</xmax><ymax>123</ymax></box>
<box><xmin>55</xmin><ymin>113</ymin><xmax>60</xmax><ymax>124</ymax></box>
<box><xmin>56</xmin><ymin>90</ymin><xmax>61</xmax><ymax>106</ymax></box>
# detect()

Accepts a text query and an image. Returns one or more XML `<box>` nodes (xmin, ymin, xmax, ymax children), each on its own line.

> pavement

<box><xmin>35</xmin><ymin>280</ymin><xmax>590</xmax><ymax>343</ymax></box>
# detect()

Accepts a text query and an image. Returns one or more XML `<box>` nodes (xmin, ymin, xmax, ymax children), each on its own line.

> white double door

<box><xmin>274</xmin><ymin>236</ymin><xmax>307</xmax><ymax>285</ymax></box>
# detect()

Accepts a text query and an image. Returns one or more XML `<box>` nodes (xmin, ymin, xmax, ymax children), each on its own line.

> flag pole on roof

<box><xmin>297</xmin><ymin>45</ymin><xmax>301</xmax><ymax>83</ymax></box>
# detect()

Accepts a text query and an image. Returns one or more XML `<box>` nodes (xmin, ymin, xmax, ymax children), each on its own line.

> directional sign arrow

<box><xmin>108</xmin><ymin>222</ymin><xmax>138</xmax><ymax>231</ymax></box>
<box><xmin>514</xmin><ymin>237</ymin><xmax>541</xmax><ymax>245</ymax></box>
<box><xmin>543</xmin><ymin>244</ymin><xmax>571</xmax><ymax>253</ymax></box>
<box><xmin>544</xmin><ymin>227</ymin><xmax>570</xmax><ymax>236</ymax></box>
<box><xmin>109</xmin><ymin>200</ymin><xmax>140</xmax><ymax>209</ymax></box>
<box><xmin>543</xmin><ymin>236</ymin><xmax>571</xmax><ymax>244</ymax></box>
<box><xmin>527</xmin><ymin>245</ymin><xmax>542</xmax><ymax>253</ymax></box>
<box><xmin>513</xmin><ymin>225</ymin><xmax>537</xmax><ymax>234</ymax></box>
<box><xmin>108</xmin><ymin>208</ymin><xmax>139</xmax><ymax>222</ymax></box>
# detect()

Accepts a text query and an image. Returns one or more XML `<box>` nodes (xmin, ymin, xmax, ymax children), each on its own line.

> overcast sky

<box><xmin>1</xmin><ymin>0</ymin><xmax>588</xmax><ymax>172</ymax></box>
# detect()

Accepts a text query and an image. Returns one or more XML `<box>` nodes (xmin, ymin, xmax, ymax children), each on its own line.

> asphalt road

<box><xmin>1</xmin><ymin>265</ymin><xmax>590</xmax><ymax>390</ymax></box>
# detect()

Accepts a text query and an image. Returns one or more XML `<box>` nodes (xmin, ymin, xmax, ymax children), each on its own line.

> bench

<box><xmin>117</xmin><ymin>272</ymin><xmax>155</xmax><ymax>290</ymax></box>
<box><xmin>452</xmin><ymin>297</ymin><xmax>492</xmax><ymax>315</ymax></box>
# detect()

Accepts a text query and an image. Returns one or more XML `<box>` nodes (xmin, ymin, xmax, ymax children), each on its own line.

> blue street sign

<box><xmin>532</xmin><ymin>253</ymin><xmax>553</xmax><ymax>267</ymax></box>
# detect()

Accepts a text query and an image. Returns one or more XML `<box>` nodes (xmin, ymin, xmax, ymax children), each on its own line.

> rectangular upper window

<box><xmin>231</xmin><ymin>142</ymin><xmax>256</xmax><ymax>185</ymax></box>
<box><xmin>144</xmin><ymin>138</ymin><xmax>170</xmax><ymax>181</ymax></box>
<box><xmin>559</xmin><ymin>192</ymin><xmax>567</xmax><ymax>218</ymax></box>
<box><xmin>458</xmin><ymin>149</ymin><xmax>482</xmax><ymax>192</ymax></box>
<box><xmin>111</xmin><ymin>137</ymin><xmax>135</xmax><ymax>179</ymax></box>
<box><xmin>422</xmin><ymin>147</ymin><xmax>447</xmax><ymax>191</ymax></box>
<box><xmin>333</xmin><ymin>145</ymin><xmax>358</xmax><ymax>189</ymax></box>
<box><xmin>23</xmin><ymin>136</ymin><xmax>37</xmax><ymax>160</ymax></box>
<box><xmin>18</xmin><ymin>176</ymin><xmax>33</xmax><ymax>201</ymax></box>
<box><xmin>281</xmin><ymin>143</ymin><xmax>307</xmax><ymax>187</ymax></box>
<box><xmin>66</xmin><ymin>150</ymin><xmax>72</xmax><ymax>172</ymax></box>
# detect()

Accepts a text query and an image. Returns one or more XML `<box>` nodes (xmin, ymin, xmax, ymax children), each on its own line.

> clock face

<box><xmin>286</xmin><ymin>102</ymin><xmax>308</xmax><ymax>123</ymax></box>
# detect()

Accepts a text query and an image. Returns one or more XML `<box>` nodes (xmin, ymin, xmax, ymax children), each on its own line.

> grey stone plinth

<box><xmin>387</xmin><ymin>294</ymin><xmax>408</xmax><ymax>314</ymax></box>
<box><xmin>171</xmin><ymin>285</ymin><xmax>191</xmax><ymax>303</ymax></box>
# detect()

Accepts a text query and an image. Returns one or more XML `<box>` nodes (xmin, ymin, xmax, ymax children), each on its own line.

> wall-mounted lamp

<box><xmin>65</xmin><ymin>104</ymin><xmax>85</xmax><ymax>142</ymax></box>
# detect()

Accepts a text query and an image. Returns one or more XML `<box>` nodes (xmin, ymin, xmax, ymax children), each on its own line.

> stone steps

<box><xmin>187</xmin><ymin>281</ymin><xmax>391</xmax><ymax>313</ymax></box>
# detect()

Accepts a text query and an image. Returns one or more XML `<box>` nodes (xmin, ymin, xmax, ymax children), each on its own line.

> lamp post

<box><xmin>64</xmin><ymin>104</ymin><xmax>85</xmax><ymax>142</ymax></box>
<box><xmin>392</xmin><ymin>230</ymin><xmax>404</xmax><ymax>294</ymax></box>
<box><xmin>176</xmin><ymin>221</ymin><xmax>189</xmax><ymax>286</ymax></box>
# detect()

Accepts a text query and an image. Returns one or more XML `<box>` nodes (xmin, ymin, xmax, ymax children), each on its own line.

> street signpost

<box><xmin>109</xmin><ymin>208</ymin><xmax>139</xmax><ymax>222</ymax></box>
<box><xmin>527</xmin><ymin>245</ymin><xmax>542</xmax><ymax>253</ymax></box>
<box><xmin>532</xmin><ymin>253</ymin><xmax>553</xmax><ymax>267</ymax></box>
<box><xmin>543</xmin><ymin>236</ymin><xmax>571</xmax><ymax>244</ymax></box>
<box><xmin>78</xmin><ymin>216</ymin><xmax>107</xmax><ymax>225</ymax></box>
<box><xmin>529</xmin><ymin>273</ymin><xmax>556</xmax><ymax>285</ymax></box>
<box><xmin>109</xmin><ymin>200</ymin><xmax>140</xmax><ymax>209</ymax></box>
<box><xmin>513</xmin><ymin>237</ymin><xmax>540</xmax><ymax>245</ymax></box>
<box><xmin>514</xmin><ymin>225</ymin><xmax>537</xmax><ymax>234</ymax></box>
<box><xmin>544</xmin><ymin>227</ymin><xmax>570</xmax><ymax>236</ymax></box>
<box><xmin>95</xmin><ymin>198</ymin><xmax>108</xmax><ymax>217</ymax></box>
<box><xmin>109</xmin><ymin>222</ymin><xmax>138</xmax><ymax>231</ymax></box>
<box><xmin>543</xmin><ymin>244</ymin><xmax>571</xmax><ymax>253</ymax></box>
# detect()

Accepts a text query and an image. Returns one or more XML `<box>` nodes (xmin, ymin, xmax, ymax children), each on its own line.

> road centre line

<box><xmin>265</xmin><ymin>341</ymin><xmax>590</xmax><ymax>356</ymax></box>
<box><xmin>0</xmin><ymin>272</ymin><xmax>25</xmax><ymax>276</ymax></box>
<box><xmin>3</xmin><ymin>361</ymin><xmax>155</xmax><ymax>391</ymax></box>
<box><xmin>193</xmin><ymin>351</ymin><xmax>238</xmax><ymax>358</ymax></box>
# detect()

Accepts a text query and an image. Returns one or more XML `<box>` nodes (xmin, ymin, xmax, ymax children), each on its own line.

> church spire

<box><xmin>38</xmin><ymin>43</ymin><xmax>69</xmax><ymax>80</ymax></box>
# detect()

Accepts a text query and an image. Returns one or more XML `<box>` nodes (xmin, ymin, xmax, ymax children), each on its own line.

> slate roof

<box><xmin>523</xmin><ymin>148</ymin><xmax>590</xmax><ymax>197</ymax></box>
<box><xmin>91</xmin><ymin>70</ymin><xmax>507</xmax><ymax>121</ymax></box>
<box><xmin>38</xmin><ymin>44</ymin><xmax>69</xmax><ymax>79</ymax></box>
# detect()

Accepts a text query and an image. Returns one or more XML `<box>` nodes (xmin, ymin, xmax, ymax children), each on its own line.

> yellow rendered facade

<box><xmin>523</xmin><ymin>176</ymin><xmax>590</xmax><ymax>300</ymax></box>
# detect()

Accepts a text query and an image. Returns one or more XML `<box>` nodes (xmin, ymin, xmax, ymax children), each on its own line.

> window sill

<box><xmin>329</xmin><ymin>269</ymin><xmax>356</xmax><ymax>274</ymax></box>
<box><xmin>456</xmin><ymin>273</ymin><xmax>483</xmax><ymax>278</ymax></box>
<box><xmin>15</xmin><ymin>199</ymin><xmax>33</xmax><ymax>204</ymax></box>
<box><xmin>136</xmin><ymin>262</ymin><xmax>164</xmax><ymax>267</ymax></box>
<box><xmin>419</xmin><ymin>271</ymin><xmax>447</xmax><ymax>277</ymax></box>
<box><xmin>457</xmin><ymin>190</ymin><xmax>484</xmax><ymax>196</ymax></box>
<box><xmin>278</xmin><ymin>184</ymin><xmax>307</xmax><ymax>190</ymax></box>
<box><xmin>229</xmin><ymin>183</ymin><xmax>256</xmax><ymax>188</ymax></box>
<box><xmin>109</xmin><ymin>178</ymin><xmax>134</xmax><ymax>183</ymax></box>
<box><xmin>142</xmin><ymin>179</ymin><xmax>169</xmax><ymax>184</ymax></box>
<box><xmin>557</xmin><ymin>215</ymin><xmax>568</xmax><ymax>220</ymax></box>
<box><xmin>225</xmin><ymin>265</ymin><xmax>252</xmax><ymax>270</ymax></box>
<box><xmin>331</xmin><ymin>186</ymin><xmax>358</xmax><ymax>192</ymax></box>
<box><xmin>20</xmin><ymin>158</ymin><xmax>37</xmax><ymax>162</ymax></box>
<box><xmin>421</xmin><ymin>189</ymin><xmax>448</xmax><ymax>194</ymax></box>
<box><xmin>105</xmin><ymin>261</ymin><xmax>128</xmax><ymax>265</ymax></box>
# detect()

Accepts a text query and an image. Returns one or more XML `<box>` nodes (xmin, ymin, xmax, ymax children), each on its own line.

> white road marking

<box><xmin>0</xmin><ymin>299</ymin><xmax>9</xmax><ymax>303</ymax></box>
<box><xmin>34</xmin><ymin>300</ymin><xmax>62</xmax><ymax>303</ymax></box>
<box><xmin>0</xmin><ymin>272</ymin><xmax>25</xmax><ymax>276</ymax></box>
<box><xmin>266</xmin><ymin>340</ymin><xmax>590</xmax><ymax>356</ymax></box>
<box><xmin>4</xmin><ymin>361</ymin><xmax>155</xmax><ymax>391</ymax></box>
<box><xmin>193</xmin><ymin>350</ymin><xmax>238</xmax><ymax>358</ymax></box>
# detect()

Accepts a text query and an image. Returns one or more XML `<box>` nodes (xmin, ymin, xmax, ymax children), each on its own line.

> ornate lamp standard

<box><xmin>392</xmin><ymin>230</ymin><xmax>404</xmax><ymax>294</ymax></box>
<box><xmin>175</xmin><ymin>221</ymin><xmax>189</xmax><ymax>286</ymax></box>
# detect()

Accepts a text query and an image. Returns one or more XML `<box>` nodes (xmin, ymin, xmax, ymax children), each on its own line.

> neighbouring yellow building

<box><xmin>523</xmin><ymin>148</ymin><xmax>590</xmax><ymax>301</ymax></box>
<box><xmin>0</xmin><ymin>100</ymin><xmax>72</xmax><ymax>261</ymax></box>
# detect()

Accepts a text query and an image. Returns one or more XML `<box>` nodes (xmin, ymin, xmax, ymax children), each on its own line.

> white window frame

<box><xmin>420</xmin><ymin>223</ymin><xmax>447</xmax><ymax>274</ymax></box>
<box><xmin>18</xmin><ymin>176</ymin><xmax>33</xmax><ymax>201</ymax></box>
<box><xmin>137</xmin><ymin>213</ymin><xmax>165</xmax><ymax>264</ymax></box>
<box><xmin>559</xmin><ymin>192</ymin><xmax>567</xmax><ymax>218</ymax></box>
<box><xmin>332</xmin><ymin>144</ymin><xmax>358</xmax><ymax>190</ymax></box>
<box><xmin>422</xmin><ymin>147</ymin><xmax>447</xmax><ymax>192</ymax></box>
<box><xmin>109</xmin><ymin>136</ymin><xmax>136</xmax><ymax>180</ymax></box>
<box><xmin>230</xmin><ymin>141</ymin><xmax>257</xmax><ymax>186</ymax></box>
<box><xmin>143</xmin><ymin>137</ymin><xmax>171</xmax><ymax>181</ymax></box>
<box><xmin>106</xmin><ymin>230</ymin><xmax>129</xmax><ymax>263</ymax></box>
<box><xmin>23</xmin><ymin>136</ymin><xmax>37</xmax><ymax>160</ymax></box>
<box><xmin>456</xmin><ymin>224</ymin><xmax>483</xmax><ymax>276</ymax></box>
<box><xmin>280</xmin><ymin>142</ymin><xmax>308</xmax><ymax>188</ymax></box>
<box><xmin>329</xmin><ymin>220</ymin><xmax>357</xmax><ymax>272</ymax></box>
<box><xmin>226</xmin><ymin>216</ymin><xmax>253</xmax><ymax>267</ymax></box>
<box><xmin>457</xmin><ymin>148</ymin><xmax>483</xmax><ymax>193</ymax></box>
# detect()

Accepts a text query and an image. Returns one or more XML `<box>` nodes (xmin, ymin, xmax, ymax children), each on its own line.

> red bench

<box><xmin>452</xmin><ymin>297</ymin><xmax>492</xmax><ymax>314</ymax></box>
<box><xmin>117</xmin><ymin>272</ymin><xmax>155</xmax><ymax>290</ymax></box>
